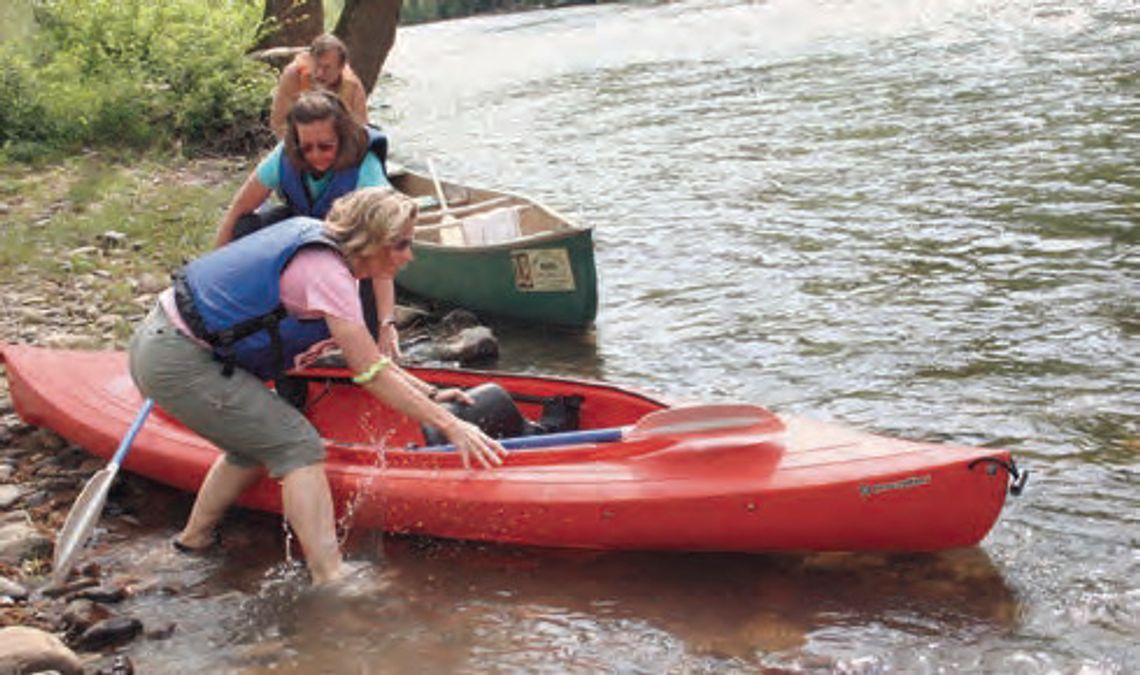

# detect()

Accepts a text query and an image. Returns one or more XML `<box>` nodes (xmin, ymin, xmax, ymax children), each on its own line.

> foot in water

<box><xmin>171</xmin><ymin>531</ymin><xmax>220</xmax><ymax>554</ymax></box>
<box><xmin>310</xmin><ymin>560</ymin><xmax>395</xmax><ymax>597</ymax></box>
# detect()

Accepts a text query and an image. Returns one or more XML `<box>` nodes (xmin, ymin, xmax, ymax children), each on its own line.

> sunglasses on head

<box><xmin>300</xmin><ymin>140</ymin><xmax>337</xmax><ymax>155</ymax></box>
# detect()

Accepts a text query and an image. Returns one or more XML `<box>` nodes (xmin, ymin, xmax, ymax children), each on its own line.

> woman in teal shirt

<box><xmin>213</xmin><ymin>90</ymin><xmax>399</xmax><ymax>355</ymax></box>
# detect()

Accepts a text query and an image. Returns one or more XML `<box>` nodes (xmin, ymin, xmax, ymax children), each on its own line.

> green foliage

<box><xmin>0</xmin><ymin>0</ymin><xmax>275</xmax><ymax>160</ymax></box>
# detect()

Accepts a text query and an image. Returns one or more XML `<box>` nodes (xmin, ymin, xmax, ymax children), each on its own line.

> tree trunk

<box><xmin>334</xmin><ymin>0</ymin><xmax>401</xmax><ymax>95</ymax></box>
<box><xmin>255</xmin><ymin>0</ymin><xmax>324</xmax><ymax>51</ymax></box>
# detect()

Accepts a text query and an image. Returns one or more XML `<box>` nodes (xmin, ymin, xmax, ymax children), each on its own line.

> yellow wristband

<box><xmin>352</xmin><ymin>357</ymin><xmax>392</xmax><ymax>385</ymax></box>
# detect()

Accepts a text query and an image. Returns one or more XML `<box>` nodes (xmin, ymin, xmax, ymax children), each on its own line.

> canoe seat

<box><xmin>416</xmin><ymin>196</ymin><xmax>513</xmax><ymax>223</ymax></box>
<box><xmin>462</xmin><ymin>206</ymin><xmax>522</xmax><ymax>245</ymax></box>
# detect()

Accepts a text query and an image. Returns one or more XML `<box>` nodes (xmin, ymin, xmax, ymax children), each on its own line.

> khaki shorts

<box><xmin>128</xmin><ymin>305</ymin><xmax>324</xmax><ymax>478</ymax></box>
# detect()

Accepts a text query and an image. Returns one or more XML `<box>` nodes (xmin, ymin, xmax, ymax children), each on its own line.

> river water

<box><xmin>110</xmin><ymin>0</ymin><xmax>1137</xmax><ymax>672</ymax></box>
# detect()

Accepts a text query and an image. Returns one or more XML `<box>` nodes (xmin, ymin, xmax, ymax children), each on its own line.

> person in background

<box><xmin>215</xmin><ymin>90</ymin><xmax>400</xmax><ymax>356</ymax></box>
<box><xmin>270</xmin><ymin>33</ymin><xmax>369</xmax><ymax>139</ymax></box>
<box><xmin>129</xmin><ymin>188</ymin><xmax>508</xmax><ymax>585</ymax></box>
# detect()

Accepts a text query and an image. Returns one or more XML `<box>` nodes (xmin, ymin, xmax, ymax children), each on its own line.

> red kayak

<box><xmin>0</xmin><ymin>343</ymin><xmax>1024</xmax><ymax>552</ymax></box>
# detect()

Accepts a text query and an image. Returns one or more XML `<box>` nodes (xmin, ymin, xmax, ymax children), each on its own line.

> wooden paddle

<box><xmin>425</xmin><ymin>158</ymin><xmax>450</xmax><ymax>212</ymax></box>
<box><xmin>52</xmin><ymin>398</ymin><xmax>154</xmax><ymax>585</ymax></box>
<box><xmin>425</xmin><ymin>158</ymin><xmax>464</xmax><ymax>243</ymax></box>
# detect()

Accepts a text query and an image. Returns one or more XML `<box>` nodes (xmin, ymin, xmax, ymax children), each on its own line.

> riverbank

<box><xmin>0</xmin><ymin>154</ymin><xmax>247</xmax><ymax>671</ymax></box>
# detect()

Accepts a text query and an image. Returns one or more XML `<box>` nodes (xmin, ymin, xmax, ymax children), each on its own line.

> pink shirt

<box><xmin>160</xmin><ymin>247</ymin><xmax>364</xmax><ymax>364</ymax></box>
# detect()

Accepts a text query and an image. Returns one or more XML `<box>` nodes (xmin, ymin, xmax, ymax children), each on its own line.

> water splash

<box><xmin>281</xmin><ymin>516</ymin><xmax>295</xmax><ymax>566</ymax></box>
<box><xmin>276</xmin><ymin>412</ymin><xmax>397</xmax><ymax>578</ymax></box>
<box><xmin>335</xmin><ymin>412</ymin><xmax>396</xmax><ymax>554</ymax></box>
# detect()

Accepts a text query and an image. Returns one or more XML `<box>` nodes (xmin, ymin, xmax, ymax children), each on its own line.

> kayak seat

<box><xmin>534</xmin><ymin>393</ymin><xmax>582</xmax><ymax>435</ymax></box>
<box><xmin>421</xmin><ymin>383</ymin><xmax>540</xmax><ymax>446</ymax></box>
<box><xmin>420</xmin><ymin>384</ymin><xmax>583</xmax><ymax>447</ymax></box>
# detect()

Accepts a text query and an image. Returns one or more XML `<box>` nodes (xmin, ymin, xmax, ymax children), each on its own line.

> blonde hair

<box><xmin>323</xmin><ymin>187</ymin><xmax>417</xmax><ymax>263</ymax></box>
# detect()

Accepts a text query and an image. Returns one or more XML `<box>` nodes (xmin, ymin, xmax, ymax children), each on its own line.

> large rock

<box><xmin>438</xmin><ymin>326</ymin><xmax>499</xmax><ymax>364</ymax></box>
<box><xmin>0</xmin><ymin>626</ymin><xmax>82</xmax><ymax>674</ymax></box>
<box><xmin>402</xmin><ymin>309</ymin><xmax>500</xmax><ymax>365</ymax></box>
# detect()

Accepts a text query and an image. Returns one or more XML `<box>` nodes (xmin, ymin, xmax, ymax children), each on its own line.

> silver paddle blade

<box><xmin>52</xmin><ymin>464</ymin><xmax>118</xmax><ymax>585</ymax></box>
<box><xmin>627</xmin><ymin>404</ymin><xmax>783</xmax><ymax>439</ymax></box>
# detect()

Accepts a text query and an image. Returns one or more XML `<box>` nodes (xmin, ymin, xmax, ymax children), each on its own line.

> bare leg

<box><xmin>177</xmin><ymin>456</ymin><xmax>262</xmax><ymax>549</ymax></box>
<box><xmin>281</xmin><ymin>463</ymin><xmax>343</xmax><ymax>584</ymax></box>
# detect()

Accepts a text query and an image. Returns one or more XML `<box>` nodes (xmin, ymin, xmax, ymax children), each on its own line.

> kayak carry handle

<box><xmin>968</xmin><ymin>456</ymin><xmax>1029</xmax><ymax>496</ymax></box>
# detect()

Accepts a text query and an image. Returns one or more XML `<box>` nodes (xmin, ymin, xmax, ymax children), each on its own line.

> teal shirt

<box><xmin>255</xmin><ymin>143</ymin><xmax>389</xmax><ymax>197</ymax></box>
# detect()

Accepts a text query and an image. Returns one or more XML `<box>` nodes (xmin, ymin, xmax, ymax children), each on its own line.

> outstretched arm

<box><xmin>326</xmin><ymin>314</ymin><xmax>507</xmax><ymax>469</ymax></box>
<box><xmin>214</xmin><ymin>172</ymin><xmax>272</xmax><ymax>248</ymax></box>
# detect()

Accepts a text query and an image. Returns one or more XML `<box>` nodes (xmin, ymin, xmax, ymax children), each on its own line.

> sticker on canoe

<box><xmin>858</xmin><ymin>474</ymin><xmax>932</xmax><ymax>498</ymax></box>
<box><xmin>511</xmin><ymin>248</ymin><xmax>576</xmax><ymax>292</ymax></box>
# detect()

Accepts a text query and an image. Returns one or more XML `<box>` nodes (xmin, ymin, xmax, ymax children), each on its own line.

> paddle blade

<box><xmin>627</xmin><ymin>404</ymin><xmax>783</xmax><ymax>440</ymax></box>
<box><xmin>52</xmin><ymin>465</ymin><xmax>118</xmax><ymax>585</ymax></box>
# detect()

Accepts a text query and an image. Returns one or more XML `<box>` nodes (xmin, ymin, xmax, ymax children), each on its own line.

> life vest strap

<box><xmin>172</xmin><ymin>269</ymin><xmax>289</xmax><ymax>377</ymax></box>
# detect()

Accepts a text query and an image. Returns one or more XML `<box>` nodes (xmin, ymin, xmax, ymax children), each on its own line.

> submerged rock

<box><xmin>62</xmin><ymin>598</ymin><xmax>112</xmax><ymax>635</ymax></box>
<box><xmin>72</xmin><ymin>583</ymin><xmax>128</xmax><ymax>604</ymax></box>
<box><xmin>73</xmin><ymin>616</ymin><xmax>143</xmax><ymax>651</ymax></box>
<box><xmin>41</xmin><ymin>577</ymin><xmax>100</xmax><ymax>599</ymax></box>
<box><xmin>145</xmin><ymin>620</ymin><xmax>176</xmax><ymax>640</ymax></box>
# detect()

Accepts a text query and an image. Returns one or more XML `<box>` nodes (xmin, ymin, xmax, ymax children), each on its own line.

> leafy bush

<box><xmin>0</xmin><ymin>0</ymin><xmax>275</xmax><ymax>159</ymax></box>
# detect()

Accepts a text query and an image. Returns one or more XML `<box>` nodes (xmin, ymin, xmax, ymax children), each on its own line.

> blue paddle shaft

<box><xmin>111</xmin><ymin>399</ymin><xmax>154</xmax><ymax>467</ymax></box>
<box><xmin>420</xmin><ymin>426</ymin><xmax>625</xmax><ymax>453</ymax></box>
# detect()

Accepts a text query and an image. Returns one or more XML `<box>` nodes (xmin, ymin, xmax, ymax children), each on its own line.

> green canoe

<box><xmin>390</xmin><ymin>167</ymin><xmax>598</xmax><ymax>328</ymax></box>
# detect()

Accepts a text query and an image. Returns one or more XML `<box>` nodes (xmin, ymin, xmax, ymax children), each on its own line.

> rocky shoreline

<box><xmin>0</xmin><ymin>389</ymin><xmax>154</xmax><ymax>673</ymax></box>
<box><xmin>0</xmin><ymin>314</ymin><xmax>500</xmax><ymax>673</ymax></box>
<box><xmin>0</xmin><ymin>195</ymin><xmax>501</xmax><ymax>672</ymax></box>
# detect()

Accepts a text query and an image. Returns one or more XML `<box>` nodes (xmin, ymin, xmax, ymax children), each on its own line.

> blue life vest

<box><xmin>278</xmin><ymin>127</ymin><xmax>389</xmax><ymax>218</ymax></box>
<box><xmin>172</xmin><ymin>217</ymin><xmax>342</xmax><ymax>380</ymax></box>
